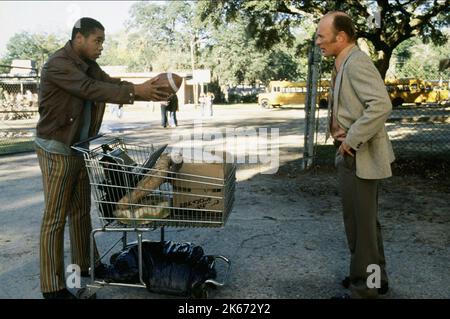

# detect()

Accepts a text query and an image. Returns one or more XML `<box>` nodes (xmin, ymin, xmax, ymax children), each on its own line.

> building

<box><xmin>101</xmin><ymin>66</ymin><xmax>196</xmax><ymax>107</ymax></box>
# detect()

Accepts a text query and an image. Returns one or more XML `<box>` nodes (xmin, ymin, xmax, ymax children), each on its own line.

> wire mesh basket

<box><xmin>75</xmin><ymin>136</ymin><xmax>236</xmax><ymax>229</ymax></box>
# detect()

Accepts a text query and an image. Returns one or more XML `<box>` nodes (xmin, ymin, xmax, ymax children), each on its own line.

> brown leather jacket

<box><xmin>36</xmin><ymin>41</ymin><xmax>136</xmax><ymax>146</ymax></box>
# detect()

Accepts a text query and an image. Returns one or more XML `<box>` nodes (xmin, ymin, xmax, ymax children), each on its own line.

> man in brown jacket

<box><xmin>316</xmin><ymin>12</ymin><xmax>395</xmax><ymax>299</ymax></box>
<box><xmin>35</xmin><ymin>17</ymin><xmax>170</xmax><ymax>299</ymax></box>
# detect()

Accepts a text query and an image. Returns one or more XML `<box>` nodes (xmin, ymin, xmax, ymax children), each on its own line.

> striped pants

<box><xmin>36</xmin><ymin>146</ymin><xmax>98</xmax><ymax>293</ymax></box>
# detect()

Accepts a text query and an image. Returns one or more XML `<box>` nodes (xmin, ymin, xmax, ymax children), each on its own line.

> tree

<box><xmin>97</xmin><ymin>31</ymin><xmax>134</xmax><ymax>67</ymax></box>
<box><xmin>200</xmin><ymin>16</ymin><xmax>303</xmax><ymax>86</ymax></box>
<box><xmin>392</xmin><ymin>32</ymin><xmax>450</xmax><ymax>79</ymax></box>
<box><xmin>1</xmin><ymin>31</ymin><xmax>65</xmax><ymax>71</ymax></box>
<box><xmin>197</xmin><ymin>0</ymin><xmax>450</xmax><ymax>79</ymax></box>
<box><xmin>125</xmin><ymin>1</ymin><xmax>199</xmax><ymax>71</ymax></box>
<box><xmin>122</xmin><ymin>1</ymin><xmax>304</xmax><ymax>83</ymax></box>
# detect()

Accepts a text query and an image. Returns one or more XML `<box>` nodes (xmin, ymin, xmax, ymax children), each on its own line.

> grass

<box><xmin>0</xmin><ymin>138</ymin><xmax>35</xmax><ymax>155</ymax></box>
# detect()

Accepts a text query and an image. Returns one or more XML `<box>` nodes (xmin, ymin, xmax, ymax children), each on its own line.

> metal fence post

<box><xmin>303</xmin><ymin>38</ymin><xmax>322</xmax><ymax>170</ymax></box>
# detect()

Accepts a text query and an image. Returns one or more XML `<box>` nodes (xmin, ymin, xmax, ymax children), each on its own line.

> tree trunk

<box><xmin>373</xmin><ymin>49</ymin><xmax>392</xmax><ymax>80</ymax></box>
<box><xmin>190</xmin><ymin>37</ymin><xmax>198</xmax><ymax>105</ymax></box>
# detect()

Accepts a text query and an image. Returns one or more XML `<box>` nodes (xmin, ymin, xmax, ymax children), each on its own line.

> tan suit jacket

<box><xmin>331</xmin><ymin>46</ymin><xmax>395</xmax><ymax>179</ymax></box>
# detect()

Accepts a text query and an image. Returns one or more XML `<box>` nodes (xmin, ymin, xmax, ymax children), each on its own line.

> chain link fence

<box><xmin>0</xmin><ymin>64</ymin><xmax>39</xmax><ymax>155</ymax></box>
<box><xmin>311</xmin><ymin>101</ymin><xmax>450</xmax><ymax>166</ymax></box>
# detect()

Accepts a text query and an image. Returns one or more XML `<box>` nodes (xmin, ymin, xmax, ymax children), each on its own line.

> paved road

<box><xmin>0</xmin><ymin>104</ymin><xmax>449</xmax><ymax>299</ymax></box>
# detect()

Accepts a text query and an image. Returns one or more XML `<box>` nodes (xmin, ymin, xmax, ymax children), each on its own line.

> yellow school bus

<box><xmin>258</xmin><ymin>80</ymin><xmax>330</xmax><ymax>108</ymax></box>
<box><xmin>260</xmin><ymin>78</ymin><xmax>449</xmax><ymax>109</ymax></box>
<box><xmin>385</xmin><ymin>78</ymin><xmax>450</xmax><ymax>107</ymax></box>
<box><xmin>427</xmin><ymin>80</ymin><xmax>450</xmax><ymax>103</ymax></box>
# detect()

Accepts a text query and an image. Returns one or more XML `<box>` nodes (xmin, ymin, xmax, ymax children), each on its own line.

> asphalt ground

<box><xmin>0</xmin><ymin>103</ymin><xmax>448</xmax><ymax>299</ymax></box>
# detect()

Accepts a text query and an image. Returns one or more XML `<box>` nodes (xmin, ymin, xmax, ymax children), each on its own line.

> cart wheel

<box><xmin>191</xmin><ymin>284</ymin><xmax>208</xmax><ymax>299</ymax></box>
<box><xmin>76</xmin><ymin>287</ymin><xmax>97</xmax><ymax>299</ymax></box>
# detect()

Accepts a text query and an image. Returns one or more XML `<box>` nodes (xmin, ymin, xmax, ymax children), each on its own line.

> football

<box><xmin>152</xmin><ymin>72</ymin><xmax>183</xmax><ymax>97</ymax></box>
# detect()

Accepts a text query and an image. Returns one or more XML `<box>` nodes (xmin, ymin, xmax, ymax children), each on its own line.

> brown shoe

<box><xmin>342</xmin><ymin>276</ymin><xmax>389</xmax><ymax>294</ymax></box>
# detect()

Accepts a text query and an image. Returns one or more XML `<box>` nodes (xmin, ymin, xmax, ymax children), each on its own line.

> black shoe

<box><xmin>331</xmin><ymin>293</ymin><xmax>351</xmax><ymax>299</ymax></box>
<box><xmin>378</xmin><ymin>283</ymin><xmax>389</xmax><ymax>295</ymax></box>
<box><xmin>81</xmin><ymin>263</ymin><xmax>108</xmax><ymax>279</ymax></box>
<box><xmin>342</xmin><ymin>276</ymin><xmax>389</xmax><ymax>294</ymax></box>
<box><xmin>42</xmin><ymin>288</ymin><xmax>77</xmax><ymax>299</ymax></box>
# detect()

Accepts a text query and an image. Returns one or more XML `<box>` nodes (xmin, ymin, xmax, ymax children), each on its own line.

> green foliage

<box><xmin>115</xmin><ymin>1</ymin><xmax>306</xmax><ymax>86</ymax></box>
<box><xmin>1</xmin><ymin>31</ymin><xmax>65</xmax><ymax>71</ymax></box>
<box><xmin>96</xmin><ymin>32</ymin><xmax>133</xmax><ymax>68</ymax></box>
<box><xmin>200</xmin><ymin>13</ymin><xmax>307</xmax><ymax>86</ymax></box>
<box><xmin>3</xmin><ymin>0</ymin><xmax>447</xmax><ymax>86</ymax></box>
<box><xmin>392</xmin><ymin>34</ymin><xmax>450</xmax><ymax>79</ymax></box>
<box><xmin>206</xmin><ymin>80</ymin><xmax>225</xmax><ymax>103</ymax></box>
<box><xmin>197</xmin><ymin>0</ymin><xmax>450</xmax><ymax>79</ymax></box>
<box><xmin>123</xmin><ymin>1</ymin><xmax>198</xmax><ymax>71</ymax></box>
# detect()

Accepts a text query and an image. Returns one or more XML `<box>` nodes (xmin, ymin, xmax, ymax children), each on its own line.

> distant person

<box><xmin>199</xmin><ymin>92</ymin><xmax>206</xmax><ymax>117</ymax></box>
<box><xmin>205</xmin><ymin>92</ymin><xmax>215</xmax><ymax>117</ymax></box>
<box><xmin>160</xmin><ymin>100</ymin><xmax>169</xmax><ymax>127</ymax></box>
<box><xmin>34</xmin><ymin>17</ymin><xmax>170</xmax><ymax>299</ymax></box>
<box><xmin>167</xmin><ymin>93</ymin><xmax>178</xmax><ymax>127</ymax></box>
<box><xmin>25</xmin><ymin>90</ymin><xmax>33</xmax><ymax>106</ymax></box>
<box><xmin>109</xmin><ymin>103</ymin><xmax>123</xmax><ymax>118</ymax></box>
<box><xmin>316</xmin><ymin>11</ymin><xmax>395</xmax><ymax>299</ymax></box>
<box><xmin>15</xmin><ymin>92</ymin><xmax>23</xmax><ymax>104</ymax></box>
<box><xmin>223</xmin><ymin>85</ymin><xmax>229</xmax><ymax>103</ymax></box>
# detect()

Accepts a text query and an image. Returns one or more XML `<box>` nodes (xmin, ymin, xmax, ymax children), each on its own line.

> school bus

<box><xmin>259</xmin><ymin>78</ymin><xmax>449</xmax><ymax>109</ymax></box>
<box><xmin>258</xmin><ymin>80</ymin><xmax>330</xmax><ymax>109</ymax></box>
<box><xmin>385</xmin><ymin>78</ymin><xmax>450</xmax><ymax>107</ymax></box>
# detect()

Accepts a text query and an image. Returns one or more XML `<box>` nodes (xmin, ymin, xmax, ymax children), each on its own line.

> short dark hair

<box><xmin>71</xmin><ymin>17</ymin><xmax>104</xmax><ymax>40</ymax></box>
<box><xmin>332</xmin><ymin>14</ymin><xmax>356</xmax><ymax>42</ymax></box>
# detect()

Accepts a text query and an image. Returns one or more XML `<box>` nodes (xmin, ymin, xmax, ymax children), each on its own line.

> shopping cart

<box><xmin>71</xmin><ymin>135</ymin><xmax>235</xmax><ymax>298</ymax></box>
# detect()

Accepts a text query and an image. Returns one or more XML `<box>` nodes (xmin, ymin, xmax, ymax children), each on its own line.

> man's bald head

<box><xmin>315</xmin><ymin>11</ymin><xmax>357</xmax><ymax>57</ymax></box>
<box><xmin>322</xmin><ymin>11</ymin><xmax>357</xmax><ymax>43</ymax></box>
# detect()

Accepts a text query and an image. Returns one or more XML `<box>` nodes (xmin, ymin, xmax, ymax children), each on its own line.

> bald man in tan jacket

<box><xmin>316</xmin><ymin>11</ymin><xmax>395</xmax><ymax>299</ymax></box>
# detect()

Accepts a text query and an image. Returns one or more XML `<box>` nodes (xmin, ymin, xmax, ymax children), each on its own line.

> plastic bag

<box><xmin>97</xmin><ymin>144</ymin><xmax>167</xmax><ymax>221</ymax></box>
<box><xmin>103</xmin><ymin>241</ymin><xmax>216</xmax><ymax>297</ymax></box>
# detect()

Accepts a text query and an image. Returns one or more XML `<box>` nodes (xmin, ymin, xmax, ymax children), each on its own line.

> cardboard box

<box><xmin>172</xmin><ymin>151</ymin><xmax>233</xmax><ymax>189</ymax></box>
<box><xmin>173</xmin><ymin>186</ymin><xmax>225</xmax><ymax>211</ymax></box>
<box><xmin>172</xmin><ymin>152</ymin><xmax>235</xmax><ymax>212</ymax></box>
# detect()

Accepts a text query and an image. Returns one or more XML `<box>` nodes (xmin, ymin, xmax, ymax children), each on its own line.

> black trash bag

<box><xmin>97</xmin><ymin>146</ymin><xmax>136</xmax><ymax>221</ymax></box>
<box><xmin>103</xmin><ymin>241</ymin><xmax>216</xmax><ymax>297</ymax></box>
<box><xmin>147</xmin><ymin>241</ymin><xmax>216</xmax><ymax>297</ymax></box>
<box><xmin>97</xmin><ymin>144</ymin><xmax>168</xmax><ymax>221</ymax></box>
<box><xmin>102</xmin><ymin>244</ymin><xmax>141</xmax><ymax>284</ymax></box>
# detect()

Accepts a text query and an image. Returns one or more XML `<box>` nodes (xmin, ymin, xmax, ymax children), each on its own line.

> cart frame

<box><xmin>72</xmin><ymin>135</ymin><xmax>234</xmax><ymax>298</ymax></box>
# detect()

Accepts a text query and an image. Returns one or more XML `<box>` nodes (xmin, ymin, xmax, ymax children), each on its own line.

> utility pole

<box><xmin>190</xmin><ymin>35</ymin><xmax>199</xmax><ymax>105</ymax></box>
<box><xmin>303</xmin><ymin>37</ymin><xmax>322</xmax><ymax>170</ymax></box>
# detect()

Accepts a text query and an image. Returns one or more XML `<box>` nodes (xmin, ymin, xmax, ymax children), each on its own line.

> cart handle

<box><xmin>205</xmin><ymin>255</ymin><xmax>231</xmax><ymax>287</ymax></box>
<box><xmin>72</xmin><ymin>134</ymin><xmax>105</xmax><ymax>147</ymax></box>
<box><xmin>71</xmin><ymin>134</ymin><xmax>105</xmax><ymax>152</ymax></box>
